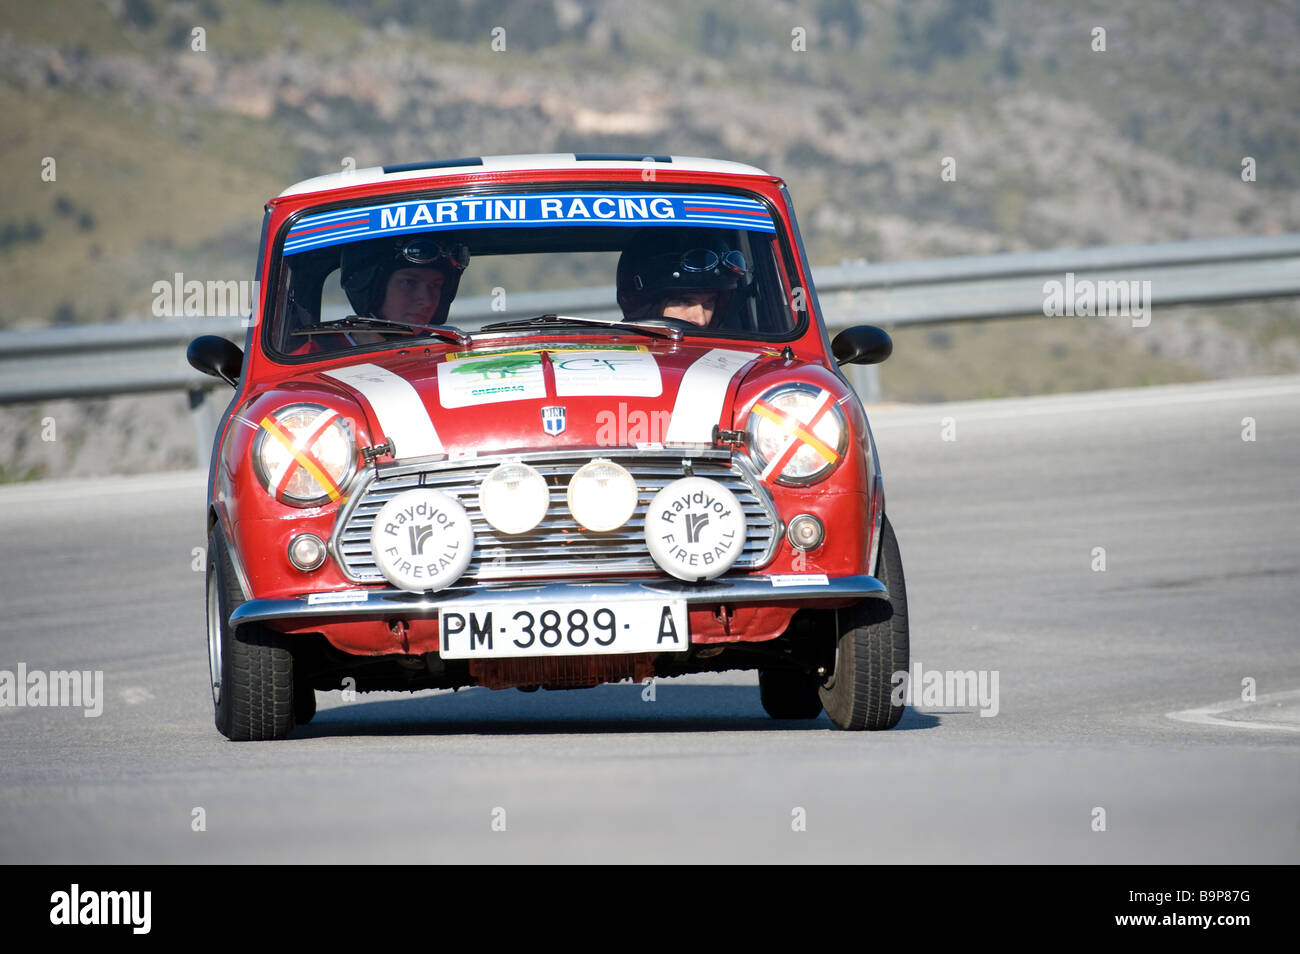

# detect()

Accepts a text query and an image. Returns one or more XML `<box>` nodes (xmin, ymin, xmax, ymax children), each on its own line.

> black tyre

<box><xmin>293</xmin><ymin>684</ymin><xmax>317</xmax><ymax>725</ymax></box>
<box><xmin>759</xmin><ymin>668</ymin><xmax>824</xmax><ymax>719</ymax></box>
<box><xmin>207</xmin><ymin>528</ymin><xmax>296</xmax><ymax>740</ymax></box>
<box><xmin>819</xmin><ymin>514</ymin><xmax>909</xmax><ymax>730</ymax></box>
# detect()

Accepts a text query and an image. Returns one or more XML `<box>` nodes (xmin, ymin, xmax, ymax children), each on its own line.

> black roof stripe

<box><xmin>574</xmin><ymin>153</ymin><xmax>672</xmax><ymax>163</ymax></box>
<box><xmin>381</xmin><ymin>157</ymin><xmax>484</xmax><ymax>173</ymax></box>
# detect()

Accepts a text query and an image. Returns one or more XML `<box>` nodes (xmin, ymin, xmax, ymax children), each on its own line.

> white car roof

<box><xmin>279</xmin><ymin>154</ymin><xmax>772</xmax><ymax>198</ymax></box>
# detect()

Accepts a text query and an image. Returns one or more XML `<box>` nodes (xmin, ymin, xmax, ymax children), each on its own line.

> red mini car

<box><xmin>188</xmin><ymin>154</ymin><xmax>907</xmax><ymax>740</ymax></box>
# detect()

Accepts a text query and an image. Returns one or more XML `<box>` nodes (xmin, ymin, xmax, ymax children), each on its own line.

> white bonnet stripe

<box><xmin>323</xmin><ymin>363</ymin><xmax>443</xmax><ymax>459</ymax></box>
<box><xmin>664</xmin><ymin>349</ymin><xmax>758</xmax><ymax>443</ymax></box>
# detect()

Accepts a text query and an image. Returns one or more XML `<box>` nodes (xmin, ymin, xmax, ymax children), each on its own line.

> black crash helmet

<box><xmin>615</xmin><ymin>229</ymin><xmax>750</xmax><ymax>322</ymax></box>
<box><xmin>339</xmin><ymin>235</ymin><xmax>470</xmax><ymax>325</ymax></box>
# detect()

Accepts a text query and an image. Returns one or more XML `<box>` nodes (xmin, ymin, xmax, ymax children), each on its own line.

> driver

<box><xmin>341</xmin><ymin>234</ymin><xmax>470</xmax><ymax>329</ymax></box>
<box><xmin>291</xmin><ymin>236</ymin><xmax>470</xmax><ymax>353</ymax></box>
<box><xmin>616</xmin><ymin>230</ymin><xmax>750</xmax><ymax>329</ymax></box>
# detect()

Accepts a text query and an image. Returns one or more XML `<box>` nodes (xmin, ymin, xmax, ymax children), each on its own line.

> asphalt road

<box><xmin>1</xmin><ymin>375</ymin><xmax>1298</xmax><ymax>863</ymax></box>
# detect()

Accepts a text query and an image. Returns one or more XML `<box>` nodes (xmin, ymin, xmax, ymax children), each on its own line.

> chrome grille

<box><xmin>331</xmin><ymin>449</ymin><xmax>779</xmax><ymax>583</ymax></box>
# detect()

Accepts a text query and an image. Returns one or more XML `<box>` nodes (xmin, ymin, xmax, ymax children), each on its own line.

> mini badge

<box><xmin>541</xmin><ymin>405</ymin><xmax>567</xmax><ymax>436</ymax></box>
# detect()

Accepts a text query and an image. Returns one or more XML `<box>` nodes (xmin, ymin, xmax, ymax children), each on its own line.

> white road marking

<box><xmin>1166</xmin><ymin>689</ymin><xmax>1300</xmax><ymax>733</ymax></box>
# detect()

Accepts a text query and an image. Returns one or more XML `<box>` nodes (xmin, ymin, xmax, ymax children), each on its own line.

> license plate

<box><xmin>439</xmin><ymin>599</ymin><xmax>688</xmax><ymax>659</ymax></box>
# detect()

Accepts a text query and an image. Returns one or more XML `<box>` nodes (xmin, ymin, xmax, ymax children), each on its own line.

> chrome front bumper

<box><xmin>229</xmin><ymin>574</ymin><xmax>887</xmax><ymax>626</ymax></box>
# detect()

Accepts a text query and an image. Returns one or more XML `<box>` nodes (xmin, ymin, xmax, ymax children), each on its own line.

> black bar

<box><xmin>381</xmin><ymin>157</ymin><xmax>484</xmax><ymax>173</ymax></box>
<box><xmin>573</xmin><ymin>153</ymin><xmax>671</xmax><ymax>162</ymax></box>
<box><xmin>3</xmin><ymin>865</ymin><xmax>1283</xmax><ymax>939</ymax></box>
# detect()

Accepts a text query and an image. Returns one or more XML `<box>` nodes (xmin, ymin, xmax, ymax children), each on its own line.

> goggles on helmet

<box><xmin>397</xmin><ymin>237</ymin><xmax>471</xmax><ymax>271</ymax></box>
<box><xmin>674</xmin><ymin>247</ymin><xmax>748</xmax><ymax>279</ymax></box>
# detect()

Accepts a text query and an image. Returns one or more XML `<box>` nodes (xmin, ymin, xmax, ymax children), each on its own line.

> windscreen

<box><xmin>267</xmin><ymin>187</ymin><xmax>800</xmax><ymax>358</ymax></box>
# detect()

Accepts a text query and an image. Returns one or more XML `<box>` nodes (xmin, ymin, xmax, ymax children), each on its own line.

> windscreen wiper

<box><xmin>479</xmin><ymin>313</ymin><xmax>682</xmax><ymax>341</ymax></box>
<box><xmin>292</xmin><ymin>316</ymin><xmax>471</xmax><ymax>345</ymax></box>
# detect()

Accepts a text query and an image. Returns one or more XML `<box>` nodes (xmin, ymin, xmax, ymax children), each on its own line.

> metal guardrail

<box><xmin>816</xmin><ymin>233</ymin><xmax>1300</xmax><ymax>324</ymax></box>
<box><xmin>3</xmin><ymin>233</ymin><xmax>1299</xmax><ymax>447</ymax></box>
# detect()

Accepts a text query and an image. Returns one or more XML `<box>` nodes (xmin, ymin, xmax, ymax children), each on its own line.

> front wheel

<box><xmin>207</xmin><ymin>529</ymin><xmax>297</xmax><ymax>740</ymax></box>
<box><xmin>294</xmin><ymin>684</ymin><xmax>317</xmax><ymax>726</ymax></box>
<box><xmin>819</xmin><ymin>514</ymin><xmax>909</xmax><ymax>730</ymax></box>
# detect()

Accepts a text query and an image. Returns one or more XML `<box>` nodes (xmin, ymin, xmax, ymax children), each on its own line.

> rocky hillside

<box><xmin>2</xmin><ymin>0</ymin><xmax>1299</xmax><ymax>476</ymax></box>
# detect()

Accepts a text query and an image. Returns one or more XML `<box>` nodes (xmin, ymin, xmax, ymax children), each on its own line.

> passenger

<box><xmin>615</xmin><ymin>231</ymin><xmax>750</xmax><ymax>329</ymax></box>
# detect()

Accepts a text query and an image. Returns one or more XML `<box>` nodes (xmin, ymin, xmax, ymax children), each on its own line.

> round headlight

<box><xmin>746</xmin><ymin>384</ymin><xmax>847</xmax><ymax>485</ymax></box>
<box><xmin>566</xmin><ymin>459</ymin><xmax>638</xmax><ymax>532</ymax></box>
<box><xmin>478</xmin><ymin>461</ymin><xmax>550</xmax><ymax>535</ymax></box>
<box><xmin>253</xmin><ymin>403</ymin><xmax>357</xmax><ymax>506</ymax></box>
